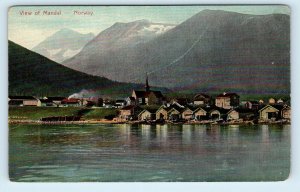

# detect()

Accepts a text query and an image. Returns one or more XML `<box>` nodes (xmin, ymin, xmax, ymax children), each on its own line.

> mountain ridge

<box><xmin>9</xmin><ymin>40</ymin><xmax>144</xmax><ymax>97</ymax></box>
<box><xmin>32</xmin><ymin>28</ymin><xmax>95</xmax><ymax>63</ymax></box>
<box><xmin>63</xmin><ymin>10</ymin><xmax>290</xmax><ymax>94</ymax></box>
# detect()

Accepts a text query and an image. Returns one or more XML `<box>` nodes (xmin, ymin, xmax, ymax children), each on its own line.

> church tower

<box><xmin>145</xmin><ymin>73</ymin><xmax>150</xmax><ymax>92</ymax></box>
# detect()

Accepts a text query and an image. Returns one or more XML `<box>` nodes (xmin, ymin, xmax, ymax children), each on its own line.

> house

<box><xmin>138</xmin><ymin>109</ymin><xmax>157</xmax><ymax>121</ymax></box>
<box><xmin>237</xmin><ymin>108</ymin><xmax>257</xmax><ymax>121</ymax></box>
<box><xmin>182</xmin><ymin>107</ymin><xmax>194</xmax><ymax>120</ymax></box>
<box><xmin>268</xmin><ymin>98</ymin><xmax>276</xmax><ymax>104</ymax></box>
<box><xmin>156</xmin><ymin>105</ymin><xmax>169</xmax><ymax>120</ymax></box>
<box><xmin>281</xmin><ymin>105</ymin><xmax>291</xmax><ymax>120</ymax></box>
<box><xmin>39</xmin><ymin>99</ymin><xmax>53</xmax><ymax>107</ymax></box>
<box><xmin>96</xmin><ymin>98</ymin><xmax>103</xmax><ymax>107</ymax></box>
<box><xmin>132</xmin><ymin>90</ymin><xmax>164</xmax><ymax>105</ymax></box>
<box><xmin>114</xmin><ymin>99</ymin><xmax>127</xmax><ymax>108</ymax></box>
<box><xmin>125</xmin><ymin>96</ymin><xmax>136</xmax><ymax>106</ymax></box>
<box><xmin>167</xmin><ymin>107</ymin><xmax>184</xmax><ymax>121</ymax></box>
<box><xmin>8</xmin><ymin>96</ymin><xmax>40</xmax><ymax>106</ymax></box>
<box><xmin>193</xmin><ymin>93</ymin><xmax>211</xmax><ymax>106</ymax></box>
<box><xmin>193</xmin><ymin>107</ymin><xmax>207</xmax><ymax>121</ymax></box>
<box><xmin>226</xmin><ymin>109</ymin><xmax>239</xmax><ymax>121</ymax></box>
<box><xmin>45</xmin><ymin>96</ymin><xmax>66</xmax><ymax>106</ymax></box>
<box><xmin>209</xmin><ymin>108</ymin><xmax>221</xmax><ymax>121</ymax></box>
<box><xmin>103</xmin><ymin>99</ymin><xmax>114</xmax><ymax>108</ymax></box>
<box><xmin>61</xmin><ymin>98</ymin><xmax>80</xmax><ymax>107</ymax></box>
<box><xmin>131</xmin><ymin>75</ymin><xmax>164</xmax><ymax>105</ymax></box>
<box><xmin>258</xmin><ymin>105</ymin><xmax>280</xmax><ymax>121</ymax></box>
<box><xmin>171</xmin><ymin>98</ymin><xmax>191</xmax><ymax>106</ymax></box>
<box><xmin>119</xmin><ymin>105</ymin><xmax>142</xmax><ymax>121</ymax></box>
<box><xmin>277</xmin><ymin>98</ymin><xmax>284</xmax><ymax>104</ymax></box>
<box><xmin>215</xmin><ymin>92</ymin><xmax>240</xmax><ymax>109</ymax></box>
<box><xmin>83</xmin><ymin>100</ymin><xmax>96</xmax><ymax>107</ymax></box>
<box><xmin>245</xmin><ymin>101</ymin><xmax>260</xmax><ymax>110</ymax></box>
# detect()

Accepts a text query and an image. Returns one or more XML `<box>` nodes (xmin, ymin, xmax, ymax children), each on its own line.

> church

<box><xmin>131</xmin><ymin>75</ymin><xmax>164</xmax><ymax>106</ymax></box>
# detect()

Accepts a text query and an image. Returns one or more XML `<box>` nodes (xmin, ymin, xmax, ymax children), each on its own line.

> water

<box><xmin>9</xmin><ymin>123</ymin><xmax>290</xmax><ymax>182</ymax></box>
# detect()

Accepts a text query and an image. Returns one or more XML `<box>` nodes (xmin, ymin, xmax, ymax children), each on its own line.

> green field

<box><xmin>9</xmin><ymin>107</ymin><xmax>118</xmax><ymax>120</ymax></box>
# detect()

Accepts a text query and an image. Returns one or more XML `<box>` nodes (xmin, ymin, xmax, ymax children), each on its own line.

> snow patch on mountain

<box><xmin>48</xmin><ymin>48</ymin><xmax>62</xmax><ymax>56</ymax></box>
<box><xmin>140</xmin><ymin>24</ymin><xmax>175</xmax><ymax>35</ymax></box>
<box><xmin>63</xmin><ymin>48</ymin><xmax>82</xmax><ymax>58</ymax></box>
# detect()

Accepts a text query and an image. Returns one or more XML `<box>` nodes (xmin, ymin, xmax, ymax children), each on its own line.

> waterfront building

<box><xmin>119</xmin><ymin>105</ymin><xmax>143</xmax><ymax>121</ymax></box>
<box><xmin>193</xmin><ymin>107</ymin><xmax>207</xmax><ymax>121</ymax></box>
<box><xmin>281</xmin><ymin>105</ymin><xmax>291</xmax><ymax>120</ymax></box>
<box><xmin>215</xmin><ymin>92</ymin><xmax>240</xmax><ymax>109</ymax></box>
<box><xmin>226</xmin><ymin>109</ymin><xmax>239</xmax><ymax>121</ymax></box>
<box><xmin>138</xmin><ymin>109</ymin><xmax>157</xmax><ymax>121</ymax></box>
<box><xmin>258</xmin><ymin>105</ymin><xmax>280</xmax><ymax>121</ymax></box>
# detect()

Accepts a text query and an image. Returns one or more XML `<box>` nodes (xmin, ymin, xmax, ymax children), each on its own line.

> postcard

<box><xmin>8</xmin><ymin>5</ymin><xmax>290</xmax><ymax>182</ymax></box>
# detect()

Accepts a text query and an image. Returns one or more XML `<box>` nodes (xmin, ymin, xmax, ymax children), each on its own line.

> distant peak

<box><xmin>132</xmin><ymin>19</ymin><xmax>151</xmax><ymax>23</ymax></box>
<box><xmin>198</xmin><ymin>9</ymin><xmax>240</xmax><ymax>15</ymax></box>
<box><xmin>58</xmin><ymin>28</ymin><xmax>75</xmax><ymax>33</ymax></box>
<box><xmin>113</xmin><ymin>19</ymin><xmax>151</xmax><ymax>26</ymax></box>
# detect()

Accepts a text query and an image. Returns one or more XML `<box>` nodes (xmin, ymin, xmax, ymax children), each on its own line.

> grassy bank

<box><xmin>9</xmin><ymin>107</ymin><xmax>118</xmax><ymax>121</ymax></box>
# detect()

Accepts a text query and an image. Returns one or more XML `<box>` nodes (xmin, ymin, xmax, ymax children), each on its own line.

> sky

<box><xmin>8</xmin><ymin>5</ymin><xmax>290</xmax><ymax>49</ymax></box>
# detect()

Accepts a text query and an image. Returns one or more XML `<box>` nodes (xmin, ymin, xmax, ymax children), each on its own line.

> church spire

<box><xmin>145</xmin><ymin>73</ymin><xmax>150</xmax><ymax>92</ymax></box>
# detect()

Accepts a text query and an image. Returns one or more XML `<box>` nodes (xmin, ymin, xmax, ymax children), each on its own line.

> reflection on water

<box><xmin>9</xmin><ymin>123</ymin><xmax>290</xmax><ymax>182</ymax></box>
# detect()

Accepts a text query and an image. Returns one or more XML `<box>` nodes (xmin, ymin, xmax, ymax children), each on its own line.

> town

<box><xmin>8</xmin><ymin>76</ymin><xmax>291</xmax><ymax>125</ymax></box>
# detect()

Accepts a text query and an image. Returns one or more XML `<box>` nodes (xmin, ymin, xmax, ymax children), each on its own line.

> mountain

<box><xmin>32</xmin><ymin>28</ymin><xmax>95</xmax><ymax>63</ymax></box>
<box><xmin>63</xmin><ymin>20</ymin><xmax>175</xmax><ymax>78</ymax></box>
<box><xmin>8</xmin><ymin>41</ymin><xmax>143</xmax><ymax>97</ymax></box>
<box><xmin>63</xmin><ymin>10</ymin><xmax>290</xmax><ymax>95</ymax></box>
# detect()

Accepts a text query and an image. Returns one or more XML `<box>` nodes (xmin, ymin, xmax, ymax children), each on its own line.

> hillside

<box><xmin>32</xmin><ymin>28</ymin><xmax>95</xmax><ymax>63</ymax></box>
<box><xmin>63</xmin><ymin>20</ymin><xmax>175</xmax><ymax>80</ymax></box>
<box><xmin>8</xmin><ymin>41</ymin><xmax>142</xmax><ymax>97</ymax></box>
<box><xmin>63</xmin><ymin>10</ymin><xmax>290</xmax><ymax>94</ymax></box>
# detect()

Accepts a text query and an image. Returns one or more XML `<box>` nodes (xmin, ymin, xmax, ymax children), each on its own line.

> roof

<box><xmin>173</xmin><ymin>98</ymin><xmax>191</xmax><ymax>105</ymax></box>
<box><xmin>156</xmin><ymin>105</ymin><xmax>168</xmax><ymax>113</ymax></box>
<box><xmin>226</xmin><ymin>108</ymin><xmax>238</xmax><ymax>114</ymax></box>
<box><xmin>116</xmin><ymin>99</ymin><xmax>126</xmax><ymax>103</ymax></box>
<box><xmin>216</xmin><ymin>92</ymin><xmax>239</xmax><ymax>98</ymax></box>
<box><xmin>258</xmin><ymin>104</ymin><xmax>280</xmax><ymax>112</ymax></box>
<box><xmin>138</xmin><ymin>108</ymin><xmax>158</xmax><ymax>116</ymax></box>
<box><xmin>194</xmin><ymin>93</ymin><xmax>210</xmax><ymax>100</ymax></box>
<box><xmin>62</xmin><ymin>98</ymin><xmax>80</xmax><ymax>104</ymax></box>
<box><xmin>133</xmin><ymin>90</ymin><xmax>163</xmax><ymax>98</ymax></box>
<box><xmin>127</xmin><ymin>96</ymin><xmax>136</xmax><ymax>101</ymax></box>
<box><xmin>9</xmin><ymin>96</ymin><xmax>37</xmax><ymax>100</ymax></box>
<box><xmin>271</xmin><ymin>104</ymin><xmax>285</xmax><ymax>111</ymax></box>
<box><xmin>204</xmin><ymin>106</ymin><xmax>230</xmax><ymax>114</ymax></box>
<box><xmin>193</xmin><ymin>107</ymin><xmax>207</xmax><ymax>113</ymax></box>
<box><xmin>46</xmin><ymin>97</ymin><xmax>66</xmax><ymax>101</ymax></box>
<box><xmin>39</xmin><ymin>99</ymin><xmax>52</xmax><ymax>103</ymax></box>
<box><xmin>166</xmin><ymin>103</ymin><xmax>186</xmax><ymax>113</ymax></box>
<box><xmin>185</xmin><ymin>104</ymin><xmax>199</xmax><ymax>111</ymax></box>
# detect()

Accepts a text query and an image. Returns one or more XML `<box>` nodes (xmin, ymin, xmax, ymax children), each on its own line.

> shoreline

<box><xmin>8</xmin><ymin>119</ymin><xmax>291</xmax><ymax>126</ymax></box>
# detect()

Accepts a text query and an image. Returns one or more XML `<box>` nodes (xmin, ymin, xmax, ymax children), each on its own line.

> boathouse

<box><xmin>258</xmin><ymin>105</ymin><xmax>279</xmax><ymax>121</ymax></box>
